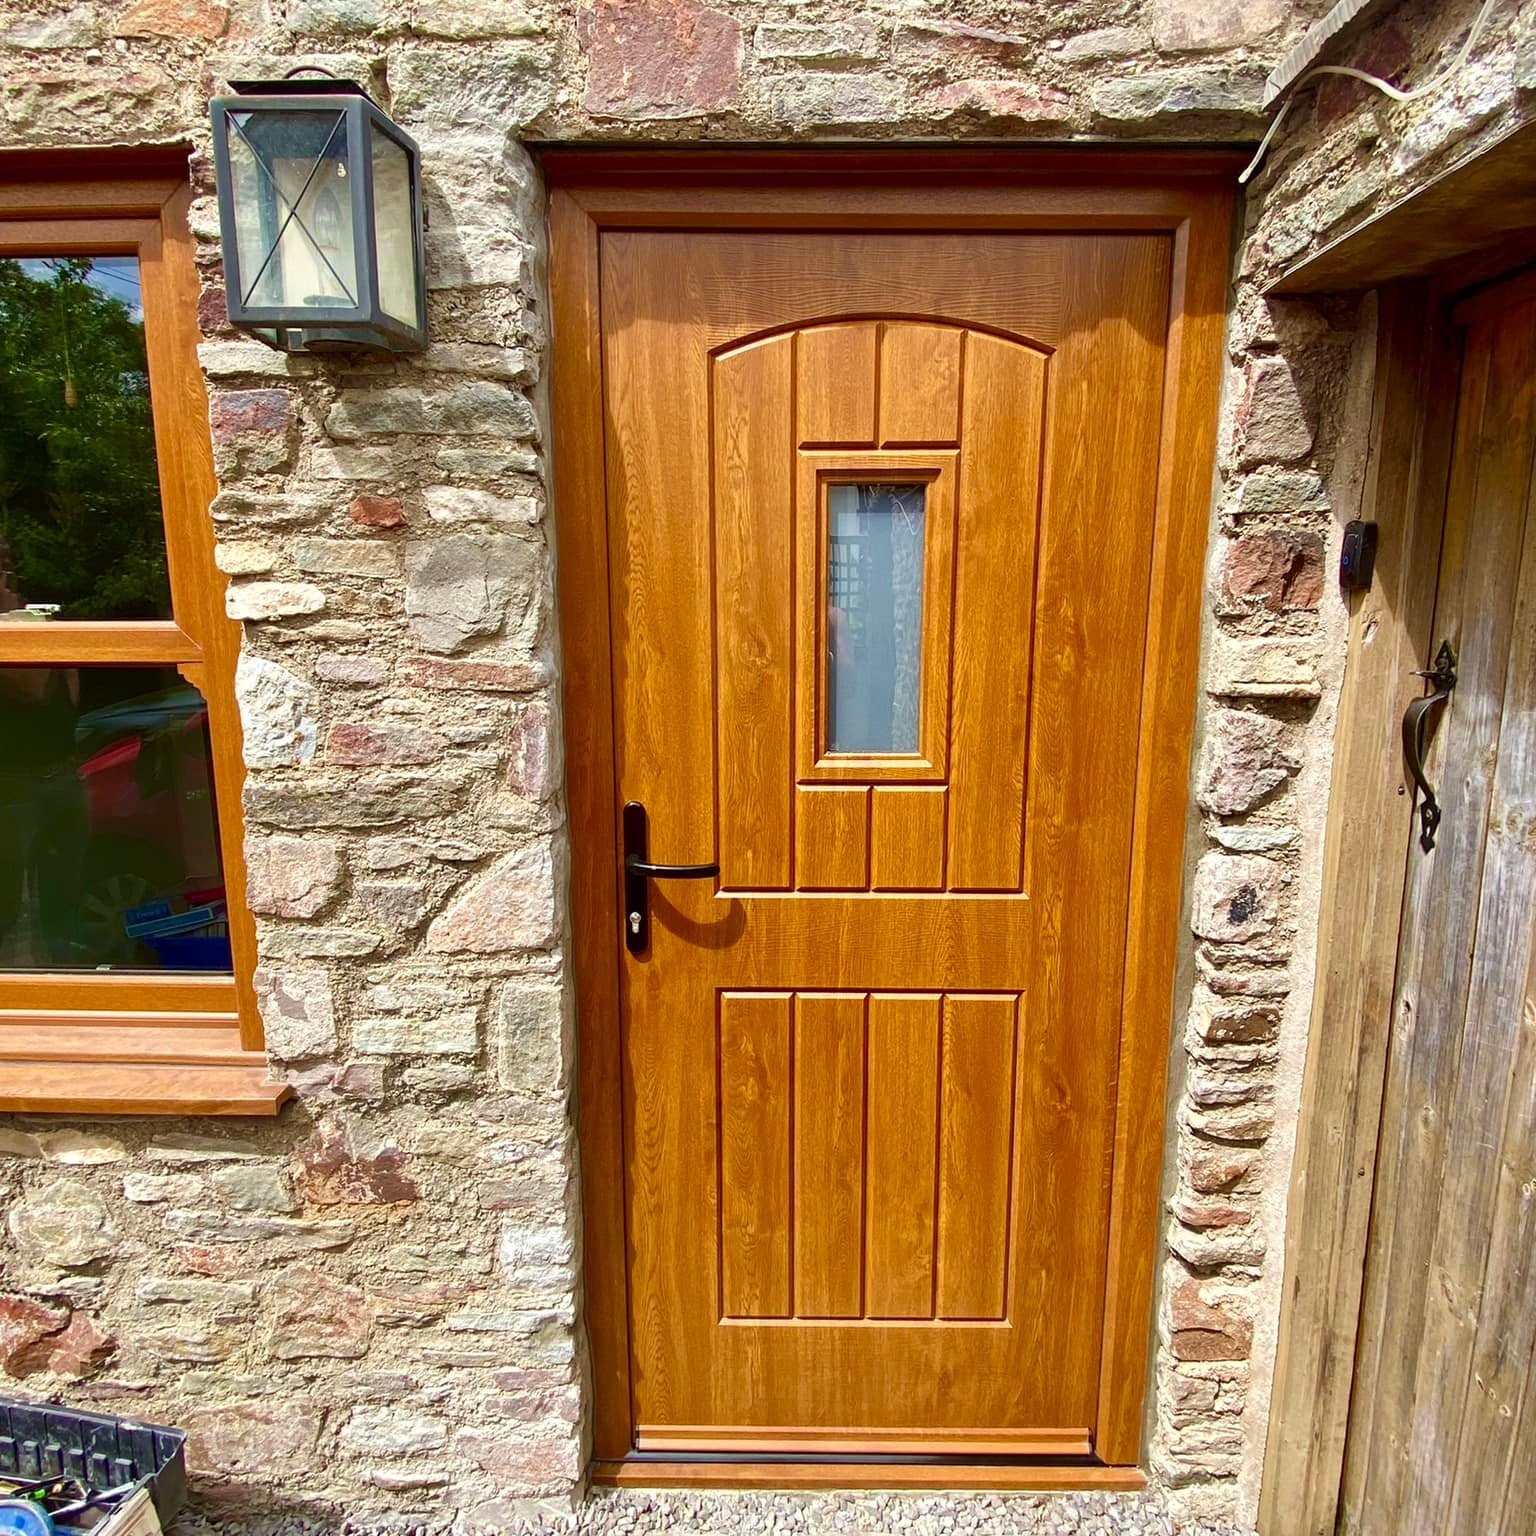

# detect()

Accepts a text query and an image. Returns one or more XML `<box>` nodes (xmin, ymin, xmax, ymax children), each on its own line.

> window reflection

<box><xmin>0</xmin><ymin>256</ymin><xmax>171</xmax><ymax>620</ymax></box>
<box><xmin>0</xmin><ymin>668</ymin><xmax>228</xmax><ymax>971</ymax></box>
<box><xmin>827</xmin><ymin>482</ymin><xmax>926</xmax><ymax>754</ymax></box>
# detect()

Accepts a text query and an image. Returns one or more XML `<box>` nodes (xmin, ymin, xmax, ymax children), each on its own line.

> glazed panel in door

<box><xmin>603</xmin><ymin>232</ymin><xmax>1172</xmax><ymax>1450</ymax></box>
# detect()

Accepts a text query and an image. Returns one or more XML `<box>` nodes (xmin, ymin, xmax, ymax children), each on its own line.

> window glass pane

<box><xmin>371</xmin><ymin>126</ymin><xmax>420</xmax><ymax>329</ymax></box>
<box><xmin>0</xmin><ymin>667</ymin><xmax>229</xmax><ymax>972</ymax></box>
<box><xmin>226</xmin><ymin>108</ymin><xmax>358</xmax><ymax>311</ymax></box>
<box><xmin>0</xmin><ymin>257</ymin><xmax>171</xmax><ymax>620</ymax></box>
<box><xmin>826</xmin><ymin>482</ymin><xmax>926</xmax><ymax>754</ymax></box>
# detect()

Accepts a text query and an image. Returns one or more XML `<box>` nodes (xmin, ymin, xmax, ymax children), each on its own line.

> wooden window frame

<box><xmin>544</xmin><ymin>146</ymin><xmax>1237</xmax><ymax>1484</ymax></box>
<box><xmin>0</xmin><ymin>149</ymin><xmax>286</xmax><ymax>1116</ymax></box>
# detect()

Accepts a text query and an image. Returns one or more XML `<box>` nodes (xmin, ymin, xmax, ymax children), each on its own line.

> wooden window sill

<box><xmin>0</xmin><ymin>1024</ymin><xmax>290</xmax><ymax>1116</ymax></box>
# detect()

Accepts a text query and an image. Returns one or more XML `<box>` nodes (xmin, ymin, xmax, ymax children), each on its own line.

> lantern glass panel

<box><xmin>224</xmin><ymin>108</ymin><xmax>359</xmax><ymax>312</ymax></box>
<box><xmin>370</xmin><ymin>126</ymin><xmax>419</xmax><ymax>330</ymax></box>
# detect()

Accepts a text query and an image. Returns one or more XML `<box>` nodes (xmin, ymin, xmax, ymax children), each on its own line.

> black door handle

<box><xmin>625</xmin><ymin>857</ymin><xmax>721</xmax><ymax>879</ymax></box>
<box><xmin>622</xmin><ymin>801</ymin><xmax>719</xmax><ymax>953</ymax></box>
<box><xmin>1402</xmin><ymin>639</ymin><xmax>1457</xmax><ymax>852</ymax></box>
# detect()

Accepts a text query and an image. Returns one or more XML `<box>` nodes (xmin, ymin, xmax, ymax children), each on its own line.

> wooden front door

<box><xmin>1341</xmin><ymin>269</ymin><xmax>1536</xmax><ymax>1533</ymax></box>
<box><xmin>551</xmin><ymin>161</ymin><xmax>1233</xmax><ymax>1470</ymax></box>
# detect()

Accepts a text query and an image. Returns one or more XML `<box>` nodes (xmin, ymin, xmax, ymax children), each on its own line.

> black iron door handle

<box><xmin>1402</xmin><ymin>639</ymin><xmax>1457</xmax><ymax>852</ymax></box>
<box><xmin>625</xmin><ymin>857</ymin><xmax>721</xmax><ymax>879</ymax></box>
<box><xmin>622</xmin><ymin>800</ymin><xmax>719</xmax><ymax>954</ymax></box>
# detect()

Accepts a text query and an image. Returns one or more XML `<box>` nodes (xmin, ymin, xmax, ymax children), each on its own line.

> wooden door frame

<box><xmin>544</xmin><ymin>147</ymin><xmax>1237</xmax><ymax>1484</ymax></box>
<box><xmin>1259</xmin><ymin>253</ymin><xmax>1536</xmax><ymax>1534</ymax></box>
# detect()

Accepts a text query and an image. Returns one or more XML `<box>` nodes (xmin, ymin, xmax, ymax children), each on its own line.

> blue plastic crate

<box><xmin>141</xmin><ymin>934</ymin><xmax>232</xmax><ymax>970</ymax></box>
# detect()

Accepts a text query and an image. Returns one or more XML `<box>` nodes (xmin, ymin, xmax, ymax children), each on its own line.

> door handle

<box><xmin>1402</xmin><ymin>639</ymin><xmax>1457</xmax><ymax>853</ymax></box>
<box><xmin>625</xmin><ymin>858</ymin><xmax>722</xmax><ymax>879</ymax></box>
<box><xmin>622</xmin><ymin>800</ymin><xmax>719</xmax><ymax>954</ymax></box>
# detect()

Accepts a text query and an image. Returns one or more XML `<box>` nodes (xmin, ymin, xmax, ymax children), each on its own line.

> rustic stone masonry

<box><xmin>1150</xmin><ymin>0</ymin><xmax>1536</xmax><ymax>1518</ymax></box>
<box><xmin>1</xmin><ymin>0</ymin><xmax>1533</xmax><ymax>1528</ymax></box>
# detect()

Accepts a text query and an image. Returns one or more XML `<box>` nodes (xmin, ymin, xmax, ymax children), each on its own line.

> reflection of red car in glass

<box><xmin>75</xmin><ymin>684</ymin><xmax>229</xmax><ymax>969</ymax></box>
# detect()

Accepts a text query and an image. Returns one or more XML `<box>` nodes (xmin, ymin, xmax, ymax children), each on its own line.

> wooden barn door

<box><xmin>1341</xmin><ymin>269</ymin><xmax>1536</xmax><ymax>1533</ymax></box>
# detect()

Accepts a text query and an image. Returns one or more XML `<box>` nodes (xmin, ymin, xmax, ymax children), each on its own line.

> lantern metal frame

<box><xmin>210</xmin><ymin>78</ymin><xmax>427</xmax><ymax>355</ymax></box>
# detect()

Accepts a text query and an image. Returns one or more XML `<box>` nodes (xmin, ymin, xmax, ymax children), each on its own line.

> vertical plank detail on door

<box><xmin>1349</xmin><ymin>311</ymin><xmax>1510</xmax><ymax>1528</ymax></box>
<box><xmin>793</xmin><ymin>992</ymin><xmax>868</xmax><ymax>1318</ymax></box>
<box><xmin>1342</xmin><ymin>328</ymin><xmax>1500</xmax><ymax>1523</ymax></box>
<box><xmin>1442</xmin><ymin>425</ymin><xmax>1536</xmax><ymax>1532</ymax></box>
<box><xmin>936</xmin><ymin>993</ymin><xmax>1019</xmax><ymax>1319</ymax></box>
<box><xmin>865</xmin><ymin>994</ymin><xmax>942</xmax><ymax>1318</ymax></box>
<box><xmin>1343</xmin><ymin>285</ymin><xmax>1536</xmax><ymax>1536</ymax></box>
<box><xmin>721</xmin><ymin>989</ymin><xmax>1024</xmax><ymax>1323</ymax></box>
<box><xmin>1398</xmin><ymin>303</ymin><xmax>1536</xmax><ymax>1521</ymax></box>
<box><xmin>797</xmin><ymin>323</ymin><xmax>878</xmax><ymax>446</ymax></box>
<box><xmin>870</xmin><ymin>786</ymin><xmax>946</xmax><ymax>890</ymax></box>
<box><xmin>879</xmin><ymin>323</ymin><xmax>963</xmax><ymax>446</ymax></box>
<box><xmin>718</xmin><ymin>992</ymin><xmax>792</xmax><ymax>1318</ymax></box>
<box><xmin>795</xmin><ymin>785</ymin><xmax>870</xmax><ymax>889</ymax></box>
<box><xmin>714</xmin><ymin>337</ymin><xmax>794</xmax><ymax>889</ymax></box>
<box><xmin>948</xmin><ymin>334</ymin><xmax>1047</xmax><ymax>891</ymax></box>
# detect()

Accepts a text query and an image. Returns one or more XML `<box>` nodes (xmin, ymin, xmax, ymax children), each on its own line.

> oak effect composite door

<box><xmin>554</xmin><ymin>169</ymin><xmax>1231</xmax><ymax>1471</ymax></box>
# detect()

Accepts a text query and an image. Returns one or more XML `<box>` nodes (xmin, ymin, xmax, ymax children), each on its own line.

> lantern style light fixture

<box><xmin>210</xmin><ymin>72</ymin><xmax>426</xmax><ymax>354</ymax></box>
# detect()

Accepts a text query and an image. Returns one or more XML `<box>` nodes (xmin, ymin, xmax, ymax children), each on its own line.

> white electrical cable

<box><xmin>1239</xmin><ymin>0</ymin><xmax>1504</xmax><ymax>185</ymax></box>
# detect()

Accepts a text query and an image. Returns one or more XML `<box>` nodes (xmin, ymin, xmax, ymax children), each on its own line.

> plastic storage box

<box><xmin>0</xmin><ymin>1403</ymin><xmax>187</xmax><ymax>1527</ymax></box>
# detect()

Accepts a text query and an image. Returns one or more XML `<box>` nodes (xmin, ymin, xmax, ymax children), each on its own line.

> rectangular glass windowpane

<box><xmin>226</xmin><ymin>108</ymin><xmax>358</xmax><ymax>310</ymax></box>
<box><xmin>371</xmin><ymin>126</ymin><xmax>420</xmax><ymax>329</ymax></box>
<box><xmin>0</xmin><ymin>667</ymin><xmax>229</xmax><ymax>973</ymax></box>
<box><xmin>826</xmin><ymin>482</ymin><xmax>926</xmax><ymax>754</ymax></box>
<box><xmin>0</xmin><ymin>257</ymin><xmax>171</xmax><ymax>620</ymax></box>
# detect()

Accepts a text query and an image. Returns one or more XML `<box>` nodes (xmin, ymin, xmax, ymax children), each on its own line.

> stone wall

<box><xmin>0</xmin><ymin>0</ymin><xmax>1532</xmax><ymax>1528</ymax></box>
<box><xmin>1154</xmin><ymin>0</ymin><xmax>1536</xmax><ymax>1518</ymax></box>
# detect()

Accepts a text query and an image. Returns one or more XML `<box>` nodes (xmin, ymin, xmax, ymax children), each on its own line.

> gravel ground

<box><xmin>174</xmin><ymin>1485</ymin><xmax>1253</xmax><ymax>1535</ymax></box>
<box><xmin>512</xmin><ymin>1489</ymin><xmax>1253</xmax><ymax>1535</ymax></box>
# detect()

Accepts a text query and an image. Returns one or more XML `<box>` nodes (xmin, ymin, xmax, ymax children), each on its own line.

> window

<box><xmin>825</xmin><ymin>482</ymin><xmax>927</xmax><ymax>754</ymax></box>
<box><xmin>798</xmin><ymin>455</ymin><xmax>953</xmax><ymax>784</ymax></box>
<box><xmin>0</xmin><ymin>153</ymin><xmax>284</xmax><ymax>1115</ymax></box>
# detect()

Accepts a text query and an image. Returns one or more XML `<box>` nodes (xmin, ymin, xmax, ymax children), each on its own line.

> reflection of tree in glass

<box><xmin>0</xmin><ymin>257</ymin><xmax>171</xmax><ymax>619</ymax></box>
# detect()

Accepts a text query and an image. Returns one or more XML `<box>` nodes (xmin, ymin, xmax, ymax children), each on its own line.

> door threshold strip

<box><xmin>589</xmin><ymin>1455</ymin><xmax>1147</xmax><ymax>1492</ymax></box>
<box><xmin>624</xmin><ymin>1450</ymin><xmax>1106</xmax><ymax>1465</ymax></box>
